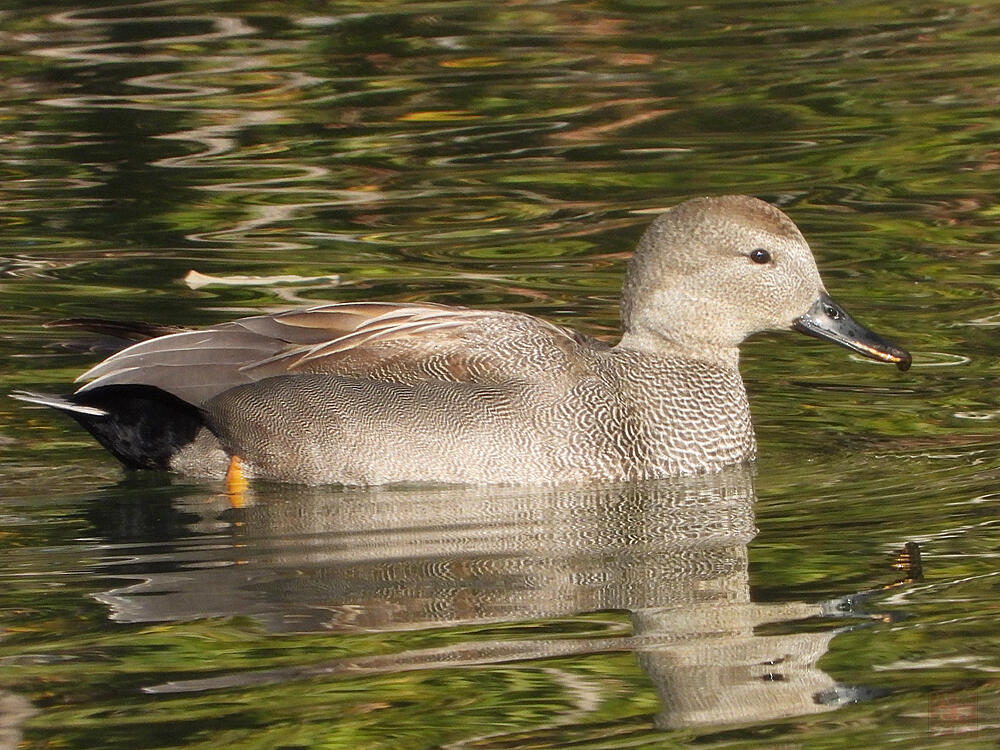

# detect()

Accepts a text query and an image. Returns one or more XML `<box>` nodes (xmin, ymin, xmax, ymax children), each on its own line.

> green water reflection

<box><xmin>2</xmin><ymin>0</ymin><xmax>999</xmax><ymax>747</ymax></box>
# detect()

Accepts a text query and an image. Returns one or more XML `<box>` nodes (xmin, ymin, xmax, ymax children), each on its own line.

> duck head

<box><xmin>619</xmin><ymin>195</ymin><xmax>910</xmax><ymax>371</ymax></box>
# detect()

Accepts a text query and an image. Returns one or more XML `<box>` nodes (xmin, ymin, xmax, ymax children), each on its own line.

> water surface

<box><xmin>2</xmin><ymin>1</ymin><xmax>999</xmax><ymax>747</ymax></box>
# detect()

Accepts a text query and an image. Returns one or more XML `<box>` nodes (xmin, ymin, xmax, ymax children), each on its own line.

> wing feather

<box><xmin>74</xmin><ymin>302</ymin><xmax>600</xmax><ymax>406</ymax></box>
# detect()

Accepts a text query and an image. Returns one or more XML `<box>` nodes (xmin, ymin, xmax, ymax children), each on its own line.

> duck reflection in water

<box><xmin>88</xmin><ymin>468</ymin><xmax>917</xmax><ymax>730</ymax></box>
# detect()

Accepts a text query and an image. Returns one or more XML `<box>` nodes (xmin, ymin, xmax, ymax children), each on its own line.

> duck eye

<box><xmin>749</xmin><ymin>248</ymin><xmax>771</xmax><ymax>264</ymax></box>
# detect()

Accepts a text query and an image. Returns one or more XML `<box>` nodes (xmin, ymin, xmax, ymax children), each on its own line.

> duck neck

<box><xmin>607</xmin><ymin>335</ymin><xmax>755</xmax><ymax>476</ymax></box>
<box><xmin>615</xmin><ymin>330</ymin><xmax>742</xmax><ymax>371</ymax></box>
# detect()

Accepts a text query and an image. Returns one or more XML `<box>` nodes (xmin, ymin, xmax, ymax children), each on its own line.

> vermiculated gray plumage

<box><xmin>201</xmin><ymin>334</ymin><xmax>754</xmax><ymax>484</ymax></box>
<box><xmin>13</xmin><ymin>195</ymin><xmax>909</xmax><ymax>484</ymax></box>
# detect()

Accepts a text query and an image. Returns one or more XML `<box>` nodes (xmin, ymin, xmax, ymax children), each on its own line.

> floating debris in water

<box><xmin>184</xmin><ymin>270</ymin><xmax>340</xmax><ymax>290</ymax></box>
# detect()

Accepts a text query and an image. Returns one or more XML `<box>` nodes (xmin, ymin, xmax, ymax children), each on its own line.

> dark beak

<box><xmin>793</xmin><ymin>292</ymin><xmax>911</xmax><ymax>372</ymax></box>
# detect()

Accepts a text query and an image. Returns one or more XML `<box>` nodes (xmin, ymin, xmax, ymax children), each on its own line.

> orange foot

<box><xmin>224</xmin><ymin>455</ymin><xmax>249</xmax><ymax>507</ymax></box>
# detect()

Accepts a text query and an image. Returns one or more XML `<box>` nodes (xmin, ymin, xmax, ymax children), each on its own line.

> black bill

<box><xmin>793</xmin><ymin>292</ymin><xmax>911</xmax><ymax>372</ymax></box>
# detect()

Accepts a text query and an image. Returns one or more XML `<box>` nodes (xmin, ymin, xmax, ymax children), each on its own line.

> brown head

<box><xmin>619</xmin><ymin>195</ymin><xmax>910</xmax><ymax>370</ymax></box>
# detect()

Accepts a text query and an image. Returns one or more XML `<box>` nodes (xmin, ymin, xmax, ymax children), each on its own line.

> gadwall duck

<box><xmin>14</xmin><ymin>196</ymin><xmax>910</xmax><ymax>485</ymax></box>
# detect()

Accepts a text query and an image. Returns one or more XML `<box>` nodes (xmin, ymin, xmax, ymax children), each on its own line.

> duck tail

<box><xmin>10</xmin><ymin>390</ymin><xmax>108</xmax><ymax>416</ymax></box>
<box><xmin>11</xmin><ymin>385</ymin><xmax>206</xmax><ymax>471</ymax></box>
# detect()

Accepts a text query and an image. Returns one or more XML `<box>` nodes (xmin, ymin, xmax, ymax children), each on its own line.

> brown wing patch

<box><xmin>241</xmin><ymin>303</ymin><xmax>583</xmax><ymax>386</ymax></box>
<box><xmin>75</xmin><ymin>301</ymin><xmax>594</xmax><ymax>404</ymax></box>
